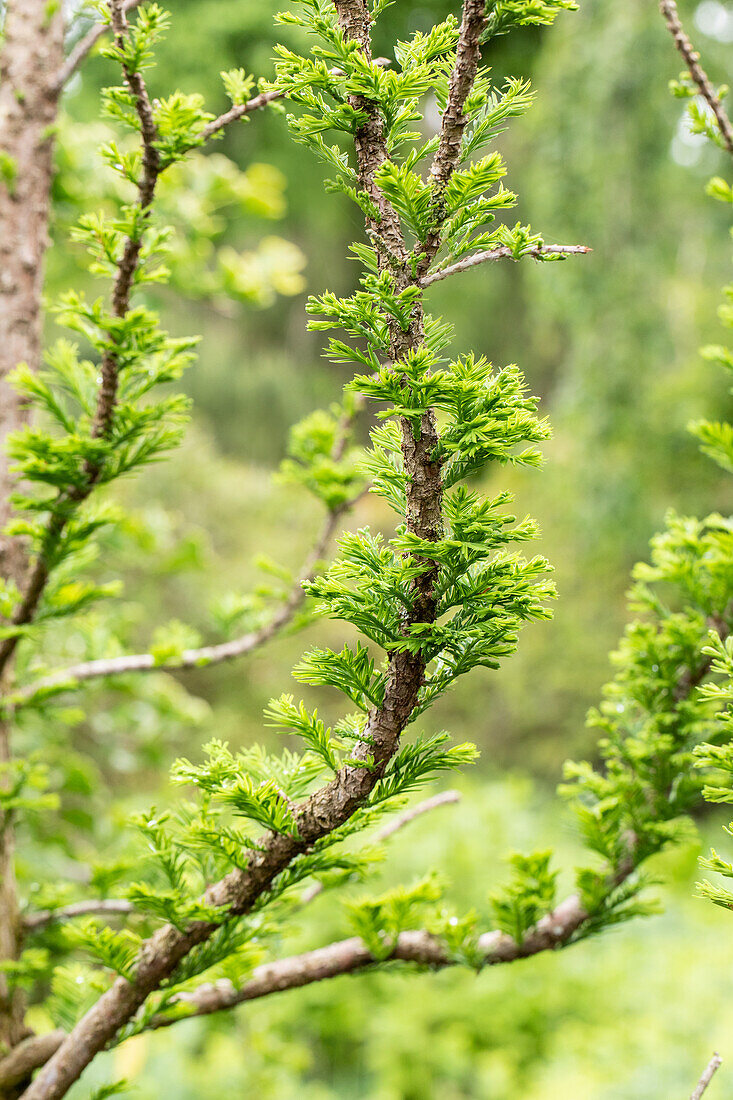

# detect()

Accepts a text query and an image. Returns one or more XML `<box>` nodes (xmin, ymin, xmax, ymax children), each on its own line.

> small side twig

<box><xmin>660</xmin><ymin>0</ymin><xmax>733</xmax><ymax>156</ymax></box>
<box><xmin>56</xmin><ymin>0</ymin><xmax>144</xmax><ymax>90</ymax></box>
<box><xmin>23</xmin><ymin>899</ymin><xmax>134</xmax><ymax>933</ymax></box>
<box><xmin>421</xmin><ymin>244</ymin><xmax>592</xmax><ymax>287</ymax></box>
<box><xmin>299</xmin><ymin>789</ymin><xmax>461</xmax><ymax>905</ymax></box>
<box><xmin>8</xmin><ymin>488</ymin><xmax>366</xmax><ymax>709</ymax></box>
<box><xmin>691</xmin><ymin>1053</ymin><xmax>723</xmax><ymax>1100</ymax></box>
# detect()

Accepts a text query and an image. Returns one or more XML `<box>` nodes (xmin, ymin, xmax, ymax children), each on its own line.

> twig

<box><xmin>55</xmin><ymin>0</ymin><xmax>145</xmax><ymax>90</ymax></box>
<box><xmin>23</xmin><ymin>899</ymin><xmax>134</xmax><ymax>933</ymax></box>
<box><xmin>299</xmin><ymin>790</ymin><xmax>461</xmax><ymax>905</ymax></box>
<box><xmin>660</xmin><ymin>0</ymin><xmax>733</xmax><ymax>156</ymax></box>
<box><xmin>421</xmin><ymin>244</ymin><xmax>592</xmax><ymax>287</ymax></box>
<box><xmin>201</xmin><ymin>89</ymin><xmax>286</xmax><ymax>140</ymax></box>
<box><xmin>8</xmin><ymin>488</ymin><xmax>366</xmax><ymax>710</ymax></box>
<box><xmin>691</xmin><ymin>1053</ymin><xmax>722</xmax><ymax>1100</ymax></box>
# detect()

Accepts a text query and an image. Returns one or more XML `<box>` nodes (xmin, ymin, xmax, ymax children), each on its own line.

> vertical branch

<box><xmin>419</xmin><ymin>0</ymin><xmax>487</xmax><ymax>274</ymax></box>
<box><xmin>0</xmin><ymin>1</ymin><xmax>65</xmax><ymax>593</ymax></box>
<box><xmin>91</xmin><ymin>0</ymin><xmax>161</xmax><ymax>444</ymax></box>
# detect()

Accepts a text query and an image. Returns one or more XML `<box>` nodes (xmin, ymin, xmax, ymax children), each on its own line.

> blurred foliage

<box><xmin>60</xmin><ymin>777</ymin><xmax>733</xmax><ymax>1100</ymax></box>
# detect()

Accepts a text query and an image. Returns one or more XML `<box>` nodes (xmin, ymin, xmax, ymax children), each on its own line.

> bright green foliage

<box><xmin>53</xmin><ymin>117</ymin><xmax>307</xmax><ymax>308</ymax></box>
<box><xmin>561</xmin><ymin>508</ymin><xmax>733</xmax><ymax>920</ymax></box>
<box><xmin>346</xmin><ymin>874</ymin><xmax>443</xmax><ymax>958</ymax></box>
<box><xmin>661</xmin><ymin>57</ymin><xmax>733</xmax><ymax>913</ymax></box>
<box><xmin>5</xmin><ymin>0</ymin><xmax>579</xmax><ymax>1036</ymax></box>
<box><xmin>561</xmin><ymin>38</ymin><xmax>733</xmax><ymax>931</ymax></box>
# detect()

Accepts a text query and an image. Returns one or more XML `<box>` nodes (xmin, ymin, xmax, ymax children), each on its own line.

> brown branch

<box><xmin>55</xmin><ymin>0</ymin><xmax>144</xmax><ymax>90</ymax></box>
<box><xmin>93</xmin><ymin>0</ymin><xmax>160</xmax><ymax>442</ymax></box>
<box><xmin>420</xmin><ymin>244</ymin><xmax>592</xmax><ymax>287</ymax></box>
<box><xmin>23</xmin><ymin>900</ymin><xmax>134</xmax><ymax>934</ymax></box>
<box><xmin>158</xmin><ymin>894</ymin><xmax>587</xmax><ymax>1026</ymax></box>
<box><xmin>0</xmin><ymin>1031</ymin><xmax>66</xmax><ymax>1095</ymax></box>
<box><xmin>691</xmin><ymin>1053</ymin><xmax>723</xmax><ymax>1100</ymax></box>
<box><xmin>660</xmin><ymin>0</ymin><xmax>733</xmax><ymax>157</ymax></box>
<box><xmin>419</xmin><ymin>0</ymin><xmax>487</xmax><ymax>274</ymax></box>
<box><xmin>3</xmin><ymin>892</ymin><xmax>589</xmax><ymax>1083</ymax></box>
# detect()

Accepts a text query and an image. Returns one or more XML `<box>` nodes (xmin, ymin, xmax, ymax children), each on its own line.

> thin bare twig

<box><xmin>23</xmin><ymin>899</ymin><xmax>134</xmax><ymax>933</ymax></box>
<box><xmin>691</xmin><ymin>1053</ymin><xmax>723</xmax><ymax>1100</ymax></box>
<box><xmin>299</xmin><ymin>790</ymin><xmax>461</xmax><ymax>905</ymax></box>
<box><xmin>421</xmin><ymin>244</ymin><xmax>592</xmax><ymax>287</ymax></box>
<box><xmin>8</xmin><ymin>487</ymin><xmax>366</xmax><ymax>710</ymax></box>
<box><xmin>660</xmin><ymin>0</ymin><xmax>733</xmax><ymax>156</ymax></box>
<box><xmin>55</xmin><ymin>0</ymin><xmax>145</xmax><ymax>90</ymax></box>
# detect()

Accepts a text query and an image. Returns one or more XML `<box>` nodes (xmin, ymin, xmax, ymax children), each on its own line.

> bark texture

<box><xmin>0</xmin><ymin>1</ymin><xmax>64</xmax><ymax>1083</ymax></box>
<box><xmin>0</xmin><ymin>1</ymin><xmax>64</xmax><ymax>593</ymax></box>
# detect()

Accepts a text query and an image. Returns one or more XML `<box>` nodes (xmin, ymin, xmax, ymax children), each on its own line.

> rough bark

<box><xmin>0</xmin><ymin>1</ymin><xmax>64</xmax><ymax>594</ymax></box>
<box><xmin>2</xmin><ymin>893</ymin><xmax>590</xmax><ymax>1085</ymax></box>
<box><xmin>0</xmin><ymin>2</ymin><xmax>64</xmax><ymax>1083</ymax></box>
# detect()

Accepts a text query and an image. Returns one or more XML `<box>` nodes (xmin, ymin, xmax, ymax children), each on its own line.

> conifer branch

<box><xmin>0</xmin><ymin>0</ymin><xmax>162</xmax><ymax>681</ymax></box>
<box><xmin>421</xmin><ymin>244</ymin><xmax>592</xmax><ymax>286</ymax></box>
<box><xmin>691</xmin><ymin>1053</ymin><xmax>722</xmax><ymax>1100</ymax></box>
<box><xmin>154</xmin><ymin>893</ymin><xmax>588</xmax><ymax>1025</ymax></box>
<box><xmin>20</xmin><ymin>1</ymin><xmax>449</xmax><ymax>1090</ymax></box>
<box><xmin>660</xmin><ymin>0</ymin><xmax>733</xmax><ymax>156</ymax></box>
<box><xmin>93</xmin><ymin>0</ymin><xmax>161</xmax><ymax>443</ymax></box>
<box><xmin>55</xmin><ymin>0</ymin><xmax>145</xmax><ymax>90</ymax></box>
<box><xmin>0</xmin><ymin>893</ymin><xmax>589</xmax><ymax>1083</ymax></box>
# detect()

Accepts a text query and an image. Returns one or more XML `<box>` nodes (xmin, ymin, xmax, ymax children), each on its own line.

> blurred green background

<box><xmin>44</xmin><ymin>0</ymin><xmax>733</xmax><ymax>1094</ymax></box>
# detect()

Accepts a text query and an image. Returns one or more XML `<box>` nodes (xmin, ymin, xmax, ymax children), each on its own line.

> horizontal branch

<box><xmin>8</xmin><ymin>494</ymin><xmax>363</xmax><ymax>709</ymax></box>
<box><xmin>0</xmin><ymin>893</ymin><xmax>588</xmax><ymax>1084</ymax></box>
<box><xmin>158</xmin><ymin>893</ymin><xmax>588</xmax><ymax>1023</ymax></box>
<box><xmin>23</xmin><ymin>899</ymin><xmax>134</xmax><ymax>933</ymax></box>
<box><xmin>420</xmin><ymin>244</ymin><xmax>592</xmax><ymax>287</ymax></box>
